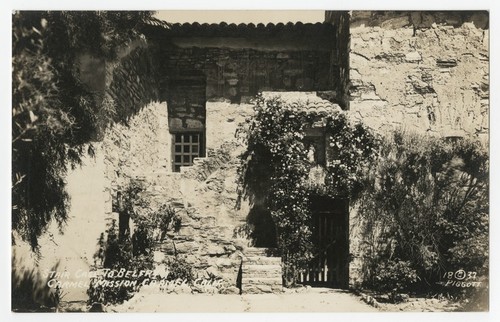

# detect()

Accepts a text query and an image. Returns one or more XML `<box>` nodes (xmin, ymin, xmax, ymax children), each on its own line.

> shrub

<box><xmin>87</xmin><ymin>219</ymin><xmax>154</xmax><ymax>305</ymax></box>
<box><xmin>87</xmin><ymin>179</ymin><xmax>186</xmax><ymax>304</ymax></box>
<box><xmin>356</xmin><ymin>132</ymin><xmax>488</xmax><ymax>294</ymax></box>
<box><xmin>12</xmin><ymin>11</ymin><xmax>155</xmax><ymax>251</ymax></box>
<box><xmin>162</xmin><ymin>256</ymin><xmax>194</xmax><ymax>282</ymax></box>
<box><xmin>150</xmin><ymin>203</ymin><xmax>181</xmax><ymax>242</ymax></box>
<box><xmin>371</xmin><ymin>259</ymin><xmax>418</xmax><ymax>295</ymax></box>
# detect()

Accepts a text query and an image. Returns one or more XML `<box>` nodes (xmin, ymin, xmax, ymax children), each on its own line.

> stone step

<box><xmin>244</xmin><ymin>247</ymin><xmax>276</xmax><ymax>256</ymax></box>
<box><xmin>244</xmin><ymin>256</ymin><xmax>282</xmax><ymax>265</ymax></box>
<box><xmin>242</xmin><ymin>266</ymin><xmax>282</xmax><ymax>277</ymax></box>
<box><xmin>243</xmin><ymin>264</ymin><xmax>282</xmax><ymax>273</ymax></box>
<box><xmin>242</xmin><ymin>284</ymin><xmax>283</xmax><ymax>294</ymax></box>
<box><xmin>242</xmin><ymin>277</ymin><xmax>283</xmax><ymax>286</ymax></box>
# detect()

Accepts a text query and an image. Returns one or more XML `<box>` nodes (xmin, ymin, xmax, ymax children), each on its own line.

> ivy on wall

<box><xmin>237</xmin><ymin>94</ymin><xmax>376</xmax><ymax>285</ymax></box>
<box><xmin>322</xmin><ymin>114</ymin><xmax>378</xmax><ymax>199</ymax></box>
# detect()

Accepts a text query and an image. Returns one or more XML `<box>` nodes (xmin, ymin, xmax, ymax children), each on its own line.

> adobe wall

<box><xmin>342</xmin><ymin>11</ymin><xmax>490</xmax><ymax>288</ymax></box>
<box><xmin>347</xmin><ymin>11</ymin><xmax>489</xmax><ymax>141</ymax></box>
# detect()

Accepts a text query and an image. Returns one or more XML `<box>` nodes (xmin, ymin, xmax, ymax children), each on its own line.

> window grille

<box><xmin>172</xmin><ymin>133</ymin><xmax>203</xmax><ymax>172</ymax></box>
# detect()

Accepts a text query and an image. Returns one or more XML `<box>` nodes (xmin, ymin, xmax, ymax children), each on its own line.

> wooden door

<box><xmin>299</xmin><ymin>198</ymin><xmax>348</xmax><ymax>288</ymax></box>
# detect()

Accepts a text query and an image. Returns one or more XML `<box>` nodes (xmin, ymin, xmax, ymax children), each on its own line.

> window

<box><xmin>304</xmin><ymin>129</ymin><xmax>326</xmax><ymax>167</ymax></box>
<box><xmin>172</xmin><ymin>132</ymin><xmax>203</xmax><ymax>172</ymax></box>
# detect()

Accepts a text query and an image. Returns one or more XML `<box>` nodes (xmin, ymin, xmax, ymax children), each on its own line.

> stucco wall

<box><xmin>12</xmin><ymin>151</ymin><xmax>108</xmax><ymax>302</ymax></box>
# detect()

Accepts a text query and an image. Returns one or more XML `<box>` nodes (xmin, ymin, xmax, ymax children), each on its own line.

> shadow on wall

<box><xmin>247</xmin><ymin>204</ymin><xmax>277</xmax><ymax>248</ymax></box>
<box><xmin>11</xmin><ymin>252</ymin><xmax>61</xmax><ymax>312</ymax></box>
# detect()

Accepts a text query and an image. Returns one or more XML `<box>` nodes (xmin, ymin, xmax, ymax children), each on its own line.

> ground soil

<box><xmin>58</xmin><ymin>287</ymin><xmax>482</xmax><ymax>313</ymax></box>
<box><xmin>108</xmin><ymin>288</ymin><xmax>378</xmax><ymax>312</ymax></box>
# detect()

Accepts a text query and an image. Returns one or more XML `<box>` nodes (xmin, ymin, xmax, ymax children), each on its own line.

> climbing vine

<box><xmin>237</xmin><ymin>94</ymin><xmax>376</xmax><ymax>285</ymax></box>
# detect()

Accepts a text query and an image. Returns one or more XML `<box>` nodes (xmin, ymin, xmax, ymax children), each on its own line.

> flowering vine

<box><xmin>237</xmin><ymin>94</ymin><xmax>376</xmax><ymax>285</ymax></box>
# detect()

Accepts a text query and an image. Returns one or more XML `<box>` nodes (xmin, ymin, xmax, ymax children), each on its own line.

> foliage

<box><xmin>162</xmin><ymin>256</ymin><xmax>194</xmax><ymax>282</ymax></box>
<box><xmin>87</xmin><ymin>180</ymin><xmax>185</xmax><ymax>304</ymax></box>
<box><xmin>323</xmin><ymin>115</ymin><xmax>378</xmax><ymax>199</ymax></box>
<box><xmin>238</xmin><ymin>94</ymin><xmax>487</xmax><ymax>295</ymax></box>
<box><xmin>237</xmin><ymin>94</ymin><xmax>376</xmax><ymax>285</ymax></box>
<box><xmin>371</xmin><ymin>259</ymin><xmax>419</xmax><ymax>294</ymax></box>
<box><xmin>119</xmin><ymin>180</ymin><xmax>149</xmax><ymax>219</ymax></box>
<box><xmin>458</xmin><ymin>283</ymin><xmax>489</xmax><ymax>311</ymax></box>
<box><xmin>87</xmin><ymin>219</ymin><xmax>154</xmax><ymax>305</ymax></box>
<box><xmin>124</xmin><ymin>181</ymin><xmax>182</xmax><ymax>244</ymax></box>
<box><xmin>356</xmin><ymin>132</ymin><xmax>489</xmax><ymax>294</ymax></box>
<box><xmin>12</xmin><ymin>11</ymin><xmax>155</xmax><ymax>251</ymax></box>
<box><xmin>150</xmin><ymin>203</ymin><xmax>182</xmax><ymax>241</ymax></box>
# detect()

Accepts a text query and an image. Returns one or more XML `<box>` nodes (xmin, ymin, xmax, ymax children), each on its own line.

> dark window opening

<box><xmin>172</xmin><ymin>132</ymin><xmax>204</xmax><ymax>172</ymax></box>
<box><xmin>113</xmin><ymin>191</ymin><xmax>130</xmax><ymax>240</ymax></box>
<box><xmin>304</xmin><ymin>132</ymin><xmax>326</xmax><ymax>167</ymax></box>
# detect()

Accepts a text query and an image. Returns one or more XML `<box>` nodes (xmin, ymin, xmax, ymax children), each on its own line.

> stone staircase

<box><xmin>181</xmin><ymin>152</ymin><xmax>232</xmax><ymax>182</ymax></box>
<box><xmin>241</xmin><ymin>247</ymin><xmax>283</xmax><ymax>294</ymax></box>
<box><xmin>135</xmin><ymin>146</ymin><xmax>284</xmax><ymax>293</ymax></box>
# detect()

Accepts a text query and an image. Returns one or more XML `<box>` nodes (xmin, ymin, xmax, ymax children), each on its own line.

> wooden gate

<box><xmin>299</xmin><ymin>198</ymin><xmax>348</xmax><ymax>288</ymax></box>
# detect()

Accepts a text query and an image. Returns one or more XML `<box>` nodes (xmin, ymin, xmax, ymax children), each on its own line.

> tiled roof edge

<box><xmin>144</xmin><ymin>20</ymin><xmax>335</xmax><ymax>32</ymax></box>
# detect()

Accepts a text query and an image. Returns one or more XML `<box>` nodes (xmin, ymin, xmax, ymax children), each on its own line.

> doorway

<box><xmin>299</xmin><ymin>197</ymin><xmax>349</xmax><ymax>288</ymax></box>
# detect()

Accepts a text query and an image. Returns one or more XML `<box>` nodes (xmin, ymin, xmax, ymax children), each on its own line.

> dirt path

<box><xmin>110</xmin><ymin>288</ymin><xmax>378</xmax><ymax>313</ymax></box>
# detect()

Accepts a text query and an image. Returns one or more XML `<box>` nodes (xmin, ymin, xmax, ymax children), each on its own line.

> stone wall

<box><xmin>154</xmin><ymin>101</ymin><xmax>255</xmax><ymax>285</ymax></box>
<box><xmin>347</xmin><ymin>11</ymin><xmax>489</xmax><ymax>141</ymax></box>
<box><xmin>325</xmin><ymin>11</ymin><xmax>351</xmax><ymax>109</ymax></box>
<box><xmin>144</xmin><ymin>22</ymin><xmax>342</xmax><ymax>135</ymax></box>
<box><xmin>350</xmin><ymin>11</ymin><xmax>489</xmax><ymax>29</ymax></box>
<box><xmin>99</xmin><ymin>97</ymin><xmax>256</xmax><ymax>288</ymax></box>
<box><xmin>161</xmin><ymin>47</ymin><xmax>336</xmax><ymax>105</ymax></box>
<box><xmin>106</xmin><ymin>39</ymin><xmax>161</xmax><ymax>122</ymax></box>
<box><xmin>206</xmin><ymin>100</ymin><xmax>254</xmax><ymax>152</ymax></box>
<box><xmin>102</xmin><ymin>101</ymin><xmax>170</xmax><ymax>188</ymax></box>
<box><xmin>166</xmin><ymin>76</ymin><xmax>206</xmax><ymax>132</ymax></box>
